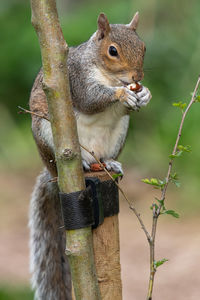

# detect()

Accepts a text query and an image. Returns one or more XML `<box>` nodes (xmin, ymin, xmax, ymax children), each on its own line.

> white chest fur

<box><xmin>40</xmin><ymin>104</ymin><xmax>129</xmax><ymax>164</ymax></box>
<box><xmin>76</xmin><ymin>102</ymin><xmax>129</xmax><ymax>164</ymax></box>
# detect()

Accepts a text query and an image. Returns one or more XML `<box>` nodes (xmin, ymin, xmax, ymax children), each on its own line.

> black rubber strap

<box><xmin>86</xmin><ymin>178</ymin><xmax>104</xmax><ymax>228</ymax></box>
<box><xmin>60</xmin><ymin>178</ymin><xmax>119</xmax><ymax>230</ymax></box>
<box><xmin>85</xmin><ymin>178</ymin><xmax>119</xmax><ymax>228</ymax></box>
<box><xmin>59</xmin><ymin>188</ymin><xmax>94</xmax><ymax>230</ymax></box>
<box><xmin>100</xmin><ymin>179</ymin><xmax>119</xmax><ymax>217</ymax></box>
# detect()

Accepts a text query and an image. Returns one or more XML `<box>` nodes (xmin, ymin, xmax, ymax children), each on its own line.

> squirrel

<box><xmin>29</xmin><ymin>12</ymin><xmax>151</xmax><ymax>300</ymax></box>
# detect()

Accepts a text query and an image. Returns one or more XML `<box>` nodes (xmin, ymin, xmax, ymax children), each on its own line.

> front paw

<box><xmin>82</xmin><ymin>159</ymin><xmax>90</xmax><ymax>171</ymax></box>
<box><xmin>136</xmin><ymin>86</ymin><xmax>152</xmax><ymax>107</ymax></box>
<box><xmin>82</xmin><ymin>160</ymin><xmax>106</xmax><ymax>172</ymax></box>
<box><xmin>104</xmin><ymin>159</ymin><xmax>123</xmax><ymax>176</ymax></box>
<box><xmin>116</xmin><ymin>87</ymin><xmax>139</xmax><ymax>111</ymax></box>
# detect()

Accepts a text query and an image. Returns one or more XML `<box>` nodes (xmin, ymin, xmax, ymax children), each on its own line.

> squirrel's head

<box><xmin>94</xmin><ymin>12</ymin><xmax>145</xmax><ymax>85</ymax></box>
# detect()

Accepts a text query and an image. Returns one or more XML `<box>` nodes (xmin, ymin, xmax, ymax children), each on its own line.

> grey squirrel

<box><xmin>29</xmin><ymin>12</ymin><xmax>151</xmax><ymax>300</ymax></box>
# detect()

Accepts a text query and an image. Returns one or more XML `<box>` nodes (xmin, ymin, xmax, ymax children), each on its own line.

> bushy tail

<box><xmin>29</xmin><ymin>168</ymin><xmax>72</xmax><ymax>300</ymax></box>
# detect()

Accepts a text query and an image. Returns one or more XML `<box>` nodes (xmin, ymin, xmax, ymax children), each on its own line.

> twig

<box><xmin>160</xmin><ymin>75</ymin><xmax>200</xmax><ymax>203</ymax></box>
<box><xmin>146</xmin><ymin>75</ymin><xmax>200</xmax><ymax>300</ymax></box>
<box><xmin>18</xmin><ymin>106</ymin><xmax>49</xmax><ymax>121</ymax></box>
<box><xmin>80</xmin><ymin>143</ymin><xmax>151</xmax><ymax>242</ymax></box>
<box><xmin>47</xmin><ymin>176</ymin><xmax>58</xmax><ymax>183</ymax></box>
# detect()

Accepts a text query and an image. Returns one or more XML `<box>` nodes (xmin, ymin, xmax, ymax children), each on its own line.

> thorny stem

<box><xmin>160</xmin><ymin>75</ymin><xmax>200</xmax><ymax>203</ymax></box>
<box><xmin>146</xmin><ymin>75</ymin><xmax>200</xmax><ymax>300</ymax></box>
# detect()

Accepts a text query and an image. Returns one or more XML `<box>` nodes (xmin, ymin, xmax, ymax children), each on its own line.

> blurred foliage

<box><xmin>0</xmin><ymin>0</ymin><xmax>200</xmax><ymax>207</ymax></box>
<box><xmin>0</xmin><ymin>286</ymin><xmax>33</xmax><ymax>300</ymax></box>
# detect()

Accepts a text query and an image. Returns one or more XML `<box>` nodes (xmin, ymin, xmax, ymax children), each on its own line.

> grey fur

<box><xmin>29</xmin><ymin>169</ymin><xmax>72</xmax><ymax>300</ymax></box>
<box><xmin>68</xmin><ymin>45</ymin><xmax>118</xmax><ymax>114</ymax></box>
<box><xmin>67</xmin><ymin>24</ymin><xmax>144</xmax><ymax>114</ymax></box>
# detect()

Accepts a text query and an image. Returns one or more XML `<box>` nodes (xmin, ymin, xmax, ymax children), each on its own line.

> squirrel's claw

<box><xmin>123</xmin><ymin>85</ymin><xmax>152</xmax><ymax>110</ymax></box>
<box><xmin>136</xmin><ymin>86</ymin><xmax>152</xmax><ymax>107</ymax></box>
<box><xmin>82</xmin><ymin>159</ymin><xmax>91</xmax><ymax>171</ymax></box>
<box><xmin>82</xmin><ymin>159</ymin><xmax>123</xmax><ymax>177</ymax></box>
<box><xmin>123</xmin><ymin>87</ymin><xmax>139</xmax><ymax>110</ymax></box>
<box><xmin>104</xmin><ymin>159</ymin><xmax>123</xmax><ymax>178</ymax></box>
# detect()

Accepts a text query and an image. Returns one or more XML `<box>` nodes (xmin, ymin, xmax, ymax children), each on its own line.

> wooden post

<box><xmin>85</xmin><ymin>171</ymin><xmax>123</xmax><ymax>300</ymax></box>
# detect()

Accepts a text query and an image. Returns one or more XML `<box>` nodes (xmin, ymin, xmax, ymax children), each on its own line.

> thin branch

<box><xmin>18</xmin><ymin>106</ymin><xmax>49</xmax><ymax>121</ymax></box>
<box><xmin>47</xmin><ymin>176</ymin><xmax>58</xmax><ymax>183</ymax></box>
<box><xmin>80</xmin><ymin>144</ymin><xmax>151</xmax><ymax>242</ymax></box>
<box><xmin>146</xmin><ymin>75</ymin><xmax>200</xmax><ymax>300</ymax></box>
<box><xmin>160</xmin><ymin>75</ymin><xmax>200</xmax><ymax>203</ymax></box>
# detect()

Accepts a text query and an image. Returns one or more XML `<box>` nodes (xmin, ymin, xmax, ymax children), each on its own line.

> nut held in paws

<box><xmin>128</xmin><ymin>82</ymin><xmax>142</xmax><ymax>92</ymax></box>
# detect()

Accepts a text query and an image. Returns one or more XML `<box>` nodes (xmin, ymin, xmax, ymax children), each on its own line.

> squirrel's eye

<box><xmin>109</xmin><ymin>46</ymin><xmax>118</xmax><ymax>57</ymax></box>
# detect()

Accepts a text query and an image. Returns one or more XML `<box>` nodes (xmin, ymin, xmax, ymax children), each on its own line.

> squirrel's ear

<box><xmin>97</xmin><ymin>13</ymin><xmax>110</xmax><ymax>40</ymax></box>
<box><xmin>128</xmin><ymin>12</ymin><xmax>139</xmax><ymax>31</ymax></box>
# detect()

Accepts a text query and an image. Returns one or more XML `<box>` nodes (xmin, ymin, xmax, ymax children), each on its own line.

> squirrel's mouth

<box><xmin>120</xmin><ymin>80</ymin><xmax>131</xmax><ymax>86</ymax></box>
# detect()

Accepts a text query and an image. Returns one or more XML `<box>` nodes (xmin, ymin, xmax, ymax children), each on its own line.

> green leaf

<box><xmin>158</xmin><ymin>179</ymin><xmax>166</xmax><ymax>186</ymax></box>
<box><xmin>151</xmin><ymin>178</ymin><xmax>159</xmax><ymax>185</ymax></box>
<box><xmin>142</xmin><ymin>178</ymin><xmax>166</xmax><ymax>189</ymax></box>
<box><xmin>195</xmin><ymin>95</ymin><xmax>200</xmax><ymax>102</ymax></box>
<box><xmin>150</xmin><ymin>203</ymin><xmax>159</xmax><ymax>211</ymax></box>
<box><xmin>164</xmin><ymin>210</ymin><xmax>180</xmax><ymax>218</ymax></box>
<box><xmin>169</xmin><ymin>151</ymin><xmax>183</xmax><ymax>159</ymax></box>
<box><xmin>142</xmin><ymin>178</ymin><xmax>159</xmax><ymax>186</ymax></box>
<box><xmin>170</xmin><ymin>173</ymin><xmax>181</xmax><ymax>187</ymax></box>
<box><xmin>170</xmin><ymin>172</ymin><xmax>178</xmax><ymax>180</ymax></box>
<box><xmin>112</xmin><ymin>173</ymin><xmax>123</xmax><ymax>179</ymax></box>
<box><xmin>177</xmin><ymin>145</ymin><xmax>192</xmax><ymax>153</ymax></box>
<box><xmin>174</xmin><ymin>181</ymin><xmax>181</xmax><ymax>187</ymax></box>
<box><xmin>169</xmin><ymin>145</ymin><xmax>191</xmax><ymax>160</ymax></box>
<box><xmin>156</xmin><ymin>198</ymin><xmax>164</xmax><ymax>207</ymax></box>
<box><xmin>142</xmin><ymin>178</ymin><xmax>151</xmax><ymax>184</ymax></box>
<box><xmin>154</xmin><ymin>258</ymin><xmax>168</xmax><ymax>268</ymax></box>
<box><xmin>172</xmin><ymin>101</ymin><xmax>187</xmax><ymax>111</ymax></box>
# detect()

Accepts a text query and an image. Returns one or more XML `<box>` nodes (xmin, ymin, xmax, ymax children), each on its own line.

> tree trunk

<box><xmin>30</xmin><ymin>0</ymin><xmax>101</xmax><ymax>299</ymax></box>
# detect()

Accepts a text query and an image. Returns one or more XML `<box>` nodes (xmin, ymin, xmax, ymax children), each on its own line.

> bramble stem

<box><xmin>146</xmin><ymin>75</ymin><xmax>200</xmax><ymax>300</ymax></box>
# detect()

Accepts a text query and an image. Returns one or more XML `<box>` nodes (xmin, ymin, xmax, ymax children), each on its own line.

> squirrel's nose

<box><xmin>132</xmin><ymin>71</ymin><xmax>144</xmax><ymax>82</ymax></box>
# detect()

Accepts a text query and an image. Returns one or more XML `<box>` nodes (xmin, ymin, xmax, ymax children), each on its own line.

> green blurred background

<box><xmin>0</xmin><ymin>0</ymin><xmax>200</xmax><ymax>298</ymax></box>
